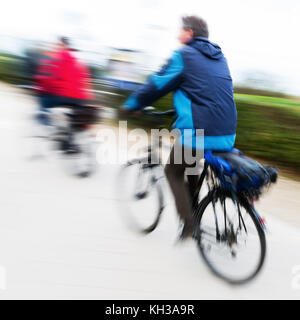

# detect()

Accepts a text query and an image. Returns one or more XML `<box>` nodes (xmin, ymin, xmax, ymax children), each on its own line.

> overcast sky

<box><xmin>1</xmin><ymin>0</ymin><xmax>300</xmax><ymax>95</ymax></box>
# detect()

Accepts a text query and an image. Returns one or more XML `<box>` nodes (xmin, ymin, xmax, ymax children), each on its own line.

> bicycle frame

<box><xmin>193</xmin><ymin>161</ymin><xmax>208</xmax><ymax>205</ymax></box>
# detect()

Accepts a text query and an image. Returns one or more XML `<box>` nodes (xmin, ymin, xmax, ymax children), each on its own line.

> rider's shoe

<box><xmin>61</xmin><ymin>140</ymin><xmax>80</xmax><ymax>154</ymax></box>
<box><xmin>64</xmin><ymin>146</ymin><xmax>80</xmax><ymax>154</ymax></box>
<box><xmin>77</xmin><ymin>171</ymin><xmax>91</xmax><ymax>178</ymax></box>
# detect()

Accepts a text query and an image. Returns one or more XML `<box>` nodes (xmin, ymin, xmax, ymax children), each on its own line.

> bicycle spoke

<box><xmin>197</xmin><ymin>190</ymin><xmax>266</xmax><ymax>283</ymax></box>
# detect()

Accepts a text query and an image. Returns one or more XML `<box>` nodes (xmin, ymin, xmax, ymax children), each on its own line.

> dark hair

<box><xmin>182</xmin><ymin>16</ymin><xmax>209</xmax><ymax>38</ymax></box>
<box><xmin>59</xmin><ymin>36</ymin><xmax>71</xmax><ymax>47</ymax></box>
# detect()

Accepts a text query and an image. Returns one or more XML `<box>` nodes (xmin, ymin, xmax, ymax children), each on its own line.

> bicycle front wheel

<box><xmin>116</xmin><ymin>160</ymin><xmax>165</xmax><ymax>234</ymax></box>
<box><xmin>195</xmin><ymin>188</ymin><xmax>266</xmax><ymax>284</ymax></box>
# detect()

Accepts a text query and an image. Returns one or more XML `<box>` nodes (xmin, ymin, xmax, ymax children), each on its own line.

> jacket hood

<box><xmin>187</xmin><ymin>36</ymin><xmax>223</xmax><ymax>60</ymax></box>
<box><xmin>57</xmin><ymin>49</ymin><xmax>75</xmax><ymax>62</ymax></box>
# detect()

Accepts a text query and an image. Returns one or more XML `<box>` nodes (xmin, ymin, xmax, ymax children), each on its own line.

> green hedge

<box><xmin>0</xmin><ymin>54</ymin><xmax>27</xmax><ymax>85</ymax></box>
<box><xmin>234</xmin><ymin>96</ymin><xmax>300</xmax><ymax>172</ymax></box>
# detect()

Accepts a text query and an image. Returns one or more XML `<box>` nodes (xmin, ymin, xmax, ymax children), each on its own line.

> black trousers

<box><xmin>164</xmin><ymin>144</ymin><xmax>202</xmax><ymax>227</ymax></box>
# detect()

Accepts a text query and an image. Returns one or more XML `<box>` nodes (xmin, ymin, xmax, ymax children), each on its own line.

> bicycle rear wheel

<box><xmin>116</xmin><ymin>159</ymin><xmax>165</xmax><ymax>234</ymax></box>
<box><xmin>195</xmin><ymin>188</ymin><xmax>266</xmax><ymax>284</ymax></box>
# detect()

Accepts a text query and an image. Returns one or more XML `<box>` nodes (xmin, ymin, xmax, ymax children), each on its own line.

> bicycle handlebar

<box><xmin>142</xmin><ymin>107</ymin><xmax>176</xmax><ymax>117</ymax></box>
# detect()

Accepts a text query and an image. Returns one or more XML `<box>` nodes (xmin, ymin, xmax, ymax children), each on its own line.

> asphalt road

<box><xmin>0</xmin><ymin>83</ymin><xmax>299</xmax><ymax>299</ymax></box>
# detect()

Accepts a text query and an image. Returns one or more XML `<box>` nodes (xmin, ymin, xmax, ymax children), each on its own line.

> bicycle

<box><xmin>25</xmin><ymin>104</ymin><xmax>101</xmax><ymax>178</ymax></box>
<box><xmin>117</xmin><ymin>106</ymin><xmax>277</xmax><ymax>284</ymax></box>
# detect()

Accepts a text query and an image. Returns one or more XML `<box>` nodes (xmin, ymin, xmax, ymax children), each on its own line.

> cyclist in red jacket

<box><xmin>35</xmin><ymin>36</ymin><xmax>94</xmax><ymax>126</ymax></box>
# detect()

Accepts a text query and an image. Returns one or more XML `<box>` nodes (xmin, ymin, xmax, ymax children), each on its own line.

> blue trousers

<box><xmin>37</xmin><ymin>94</ymin><xmax>85</xmax><ymax>125</ymax></box>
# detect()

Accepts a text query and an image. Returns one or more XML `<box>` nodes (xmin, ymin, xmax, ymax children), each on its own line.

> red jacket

<box><xmin>35</xmin><ymin>49</ymin><xmax>94</xmax><ymax>101</ymax></box>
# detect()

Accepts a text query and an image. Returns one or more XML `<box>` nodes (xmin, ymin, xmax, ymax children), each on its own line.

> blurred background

<box><xmin>0</xmin><ymin>0</ymin><xmax>300</xmax><ymax>299</ymax></box>
<box><xmin>1</xmin><ymin>0</ymin><xmax>299</xmax><ymax>174</ymax></box>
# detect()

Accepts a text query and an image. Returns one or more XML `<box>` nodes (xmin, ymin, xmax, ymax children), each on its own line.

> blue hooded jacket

<box><xmin>124</xmin><ymin>36</ymin><xmax>237</xmax><ymax>150</ymax></box>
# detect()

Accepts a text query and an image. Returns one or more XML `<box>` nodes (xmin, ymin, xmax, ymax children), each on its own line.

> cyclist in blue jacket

<box><xmin>122</xmin><ymin>16</ymin><xmax>237</xmax><ymax>240</ymax></box>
